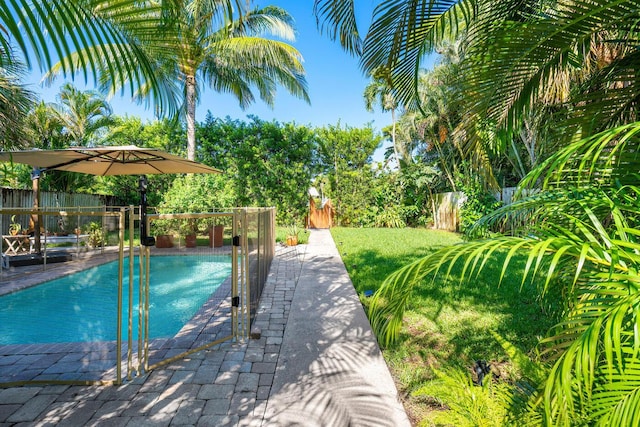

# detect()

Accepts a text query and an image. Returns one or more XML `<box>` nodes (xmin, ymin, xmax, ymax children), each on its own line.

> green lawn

<box><xmin>331</xmin><ymin>227</ymin><xmax>560</xmax><ymax>424</ymax></box>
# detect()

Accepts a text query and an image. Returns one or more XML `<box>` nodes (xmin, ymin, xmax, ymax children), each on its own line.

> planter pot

<box><xmin>209</xmin><ymin>225</ymin><xmax>224</xmax><ymax>248</ymax></box>
<box><xmin>155</xmin><ymin>234</ymin><xmax>174</xmax><ymax>248</ymax></box>
<box><xmin>286</xmin><ymin>235</ymin><xmax>298</xmax><ymax>246</ymax></box>
<box><xmin>185</xmin><ymin>234</ymin><xmax>197</xmax><ymax>248</ymax></box>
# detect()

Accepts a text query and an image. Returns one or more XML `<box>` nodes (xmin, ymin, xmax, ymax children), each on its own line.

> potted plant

<box><xmin>208</xmin><ymin>223</ymin><xmax>224</xmax><ymax>248</ymax></box>
<box><xmin>85</xmin><ymin>221</ymin><xmax>105</xmax><ymax>248</ymax></box>
<box><xmin>286</xmin><ymin>224</ymin><xmax>300</xmax><ymax>246</ymax></box>
<box><xmin>182</xmin><ymin>218</ymin><xmax>198</xmax><ymax>248</ymax></box>
<box><xmin>8</xmin><ymin>215</ymin><xmax>21</xmax><ymax>236</ymax></box>
<box><xmin>152</xmin><ymin>219</ymin><xmax>175</xmax><ymax>248</ymax></box>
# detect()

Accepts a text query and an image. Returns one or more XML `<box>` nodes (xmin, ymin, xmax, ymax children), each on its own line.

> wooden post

<box><xmin>31</xmin><ymin>168</ymin><xmax>42</xmax><ymax>254</ymax></box>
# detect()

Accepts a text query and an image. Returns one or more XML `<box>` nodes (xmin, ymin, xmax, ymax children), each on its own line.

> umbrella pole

<box><xmin>138</xmin><ymin>176</ymin><xmax>155</xmax><ymax>247</ymax></box>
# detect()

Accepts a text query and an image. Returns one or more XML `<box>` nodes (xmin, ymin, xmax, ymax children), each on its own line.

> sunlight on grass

<box><xmin>331</xmin><ymin>227</ymin><xmax>461</xmax><ymax>294</ymax></box>
<box><xmin>331</xmin><ymin>226</ymin><xmax>561</xmax><ymax>424</ymax></box>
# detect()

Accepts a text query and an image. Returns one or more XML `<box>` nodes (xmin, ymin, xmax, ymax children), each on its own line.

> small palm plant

<box><xmin>8</xmin><ymin>215</ymin><xmax>22</xmax><ymax>235</ymax></box>
<box><xmin>286</xmin><ymin>224</ymin><xmax>300</xmax><ymax>246</ymax></box>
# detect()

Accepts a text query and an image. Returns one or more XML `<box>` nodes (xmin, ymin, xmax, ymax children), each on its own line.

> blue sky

<box><xmin>25</xmin><ymin>1</ymin><xmax>409</xmax><ymax>133</ymax></box>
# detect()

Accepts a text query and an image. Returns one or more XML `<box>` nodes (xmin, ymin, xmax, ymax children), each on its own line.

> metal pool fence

<box><xmin>0</xmin><ymin>206</ymin><xmax>275</xmax><ymax>386</ymax></box>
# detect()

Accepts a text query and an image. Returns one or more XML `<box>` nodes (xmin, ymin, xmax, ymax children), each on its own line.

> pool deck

<box><xmin>0</xmin><ymin>229</ymin><xmax>410</xmax><ymax>426</ymax></box>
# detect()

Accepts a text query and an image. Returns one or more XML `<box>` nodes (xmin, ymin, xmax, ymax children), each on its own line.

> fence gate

<box><xmin>139</xmin><ymin>208</ymin><xmax>274</xmax><ymax>379</ymax></box>
<box><xmin>309</xmin><ymin>197</ymin><xmax>333</xmax><ymax>229</ymax></box>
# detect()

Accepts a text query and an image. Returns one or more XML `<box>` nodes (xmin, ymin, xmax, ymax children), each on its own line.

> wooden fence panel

<box><xmin>0</xmin><ymin>188</ymin><xmax>113</xmax><ymax>234</ymax></box>
<box><xmin>432</xmin><ymin>187</ymin><xmax>519</xmax><ymax>231</ymax></box>
<box><xmin>432</xmin><ymin>192</ymin><xmax>466</xmax><ymax>232</ymax></box>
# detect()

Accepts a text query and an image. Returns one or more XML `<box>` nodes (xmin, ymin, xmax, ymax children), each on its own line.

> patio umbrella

<box><xmin>0</xmin><ymin>145</ymin><xmax>221</xmax><ymax>176</ymax></box>
<box><xmin>0</xmin><ymin>145</ymin><xmax>222</xmax><ymax>248</ymax></box>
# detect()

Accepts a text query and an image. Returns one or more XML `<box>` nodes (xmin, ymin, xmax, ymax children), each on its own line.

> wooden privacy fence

<box><xmin>1</xmin><ymin>187</ymin><xmax>117</xmax><ymax>233</ymax></box>
<box><xmin>432</xmin><ymin>187</ymin><xmax>518</xmax><ymax>231</ymax></box>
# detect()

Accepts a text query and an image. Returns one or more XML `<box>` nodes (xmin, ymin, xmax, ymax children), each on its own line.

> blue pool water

<box><xmin>0</xmin><ymin>255</ymin><xmax>231</xmax><ymax>345</ymax></box>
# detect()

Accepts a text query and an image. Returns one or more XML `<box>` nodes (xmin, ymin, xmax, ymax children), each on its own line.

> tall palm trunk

<box><xmin>391</xmin><ymin>107</ymin><xmax>400</xmax><ymax>169</ymax></box>
<box><xmin>186</xmin><ymin>75</ymin><xmax>197</xmax><ymax>161</ymax></box>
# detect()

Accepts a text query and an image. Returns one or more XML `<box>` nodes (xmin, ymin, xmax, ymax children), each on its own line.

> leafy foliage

<box><xmin>85</xmin><ymin>221</ymin><xmax>105</xmax><ymax>247</ymax></box>
<box><xmin>369</xmin><ymin>123</ymin><xmax>640</xmax><ymax>425</ymax></box>
<box><xmin>315</xmin><ymin>123</ymin><xmax>382</xmax><ymax>226</ymax></box>
<box><xmin>159</xmin><ymin>174</ymin><xmax>234</xmax><ymax>214</ymax></box>
<box><xmin>414</xmin><ymin>367</ymin><xmax>509</xmax><ymax>427</ymax></box>
<box><xmin>455</xmin><ymin>165</ymin><xmax>503</xmax><ymax>238</ymax></box>
<box><xmin>198</xmin><ymin>115</ymin><xmax>316</xmax><ymax>224</ymax></box>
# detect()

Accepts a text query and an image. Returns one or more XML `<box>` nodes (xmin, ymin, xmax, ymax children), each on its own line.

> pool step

<box><xmin>7</xmin><ymin>252</ymin><xmax>72</xmax><ymax>267</ymax></box>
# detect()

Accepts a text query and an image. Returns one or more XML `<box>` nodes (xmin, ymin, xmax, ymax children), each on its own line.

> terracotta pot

<box><xmin>185</xmin><ymin>234</ymin><xmax>197</xmax><ymax>248</ymax></box>
<box><xmin>155</xmin><ymin>234</ymin><xmax>174</xmax><ymax>248</ymax></box>
<box><xmin>286</xmin><ymin>235</ymin><xmax>298</xmax><ymax>246</ymax></box>
<box><xmin>208</xmin><ymin>225</ymin><xmax>224</xmax><ymax>247</ymax></box>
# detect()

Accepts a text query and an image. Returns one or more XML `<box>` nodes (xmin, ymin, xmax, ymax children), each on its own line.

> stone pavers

<box><xmin>0</xmin><ymin>230</ymin><xmax>409</xmax><ymax>426</ymax></box>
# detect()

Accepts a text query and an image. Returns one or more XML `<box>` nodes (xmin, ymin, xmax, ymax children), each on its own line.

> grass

<box><xmin>331</xmin><ymin>227</ymin><xmax>561</xmax><ymax>424</ymax></box>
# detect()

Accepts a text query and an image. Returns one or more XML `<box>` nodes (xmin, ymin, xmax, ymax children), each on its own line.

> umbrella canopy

<box><xmin>0</xmin><ymin>145</ymin><xmax>221</xmax><ymax>175</ymax></box>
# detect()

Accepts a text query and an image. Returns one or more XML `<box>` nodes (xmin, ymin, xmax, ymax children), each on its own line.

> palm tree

<box><xmin>0</xmin><ymin>57</ymin><xmax>36</xmax><ymax>149</ymax></box>
<box><xmin>144</xmin><ymin>1</ymin><xmax>309</xmax><ymax>160</ymax></box>
<box><xmin>54</xmin><ymin>83</ymin><xmax>114</xmax><ymax>146</ymax></box>
<box><xmin>25</xmin><ymin>101</ymin><xmax>67</xmax><ymax>150</ymax></box>
<box><xmin>2</xmin><ymin>0</ymin><xmax>176</xmax><ymax>113</ymax></box>
<box><xmin>364</xmin><ymin>67</ymin><xmax>401</xmax><ymax>168</ymax></box>
<box><xmin>32</xmin><ymin>84</ymin><xmax>115</xmax><ymax>193</ymax></box>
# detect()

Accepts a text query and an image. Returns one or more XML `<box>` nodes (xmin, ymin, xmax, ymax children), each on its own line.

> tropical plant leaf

<box><xmin>313</xmin><ymin>0</ymin><xmax>363</xmax><ymax>55</ymax></box>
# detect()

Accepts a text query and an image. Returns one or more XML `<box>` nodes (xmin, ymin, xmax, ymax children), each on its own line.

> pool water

<box><xmin>0</xmin><ymin>255</ymin><xmax>231</xmax><ymax>345</ymax></box>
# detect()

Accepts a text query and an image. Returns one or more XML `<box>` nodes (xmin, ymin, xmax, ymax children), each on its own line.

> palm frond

<box><xmin>202</xmin><ymin>37</ymin><xmax>309</xmax><ymax>108</ymax></box>
<box><xmin>4</xmin><ymin>0</ymin><xmax>182</xmax><ymax>116</ymax></box>
<box><xmin>542</xmin><ymin>284</ymin><xmax>640</xmax><ymax>425</ymax></box>
<box><xmin>518</xmin><ymin>121</ymin><xmax>640</xmax><ymax>190</ymax></box>
<box><xmin>565</xmin><ymin>50</ymin><xmax>640</xmax><ymax>135</ymax></box>
<box><xmin>0</xmin><ymin>59</ymin><xmax>35</xmax><ymax>149</ymax></box>
<box><xmin>237</xmin><ymin>6</ymin><xmax>296</xmax><ymax>41</ymax></box>
<box><xmin>313</xmin><ymin>0</ymin><xmax>363</xmax><ymax>55</ymax></box>
<box><xmin>362</xmin><ymin>0</ymin><xmax>475</xmax><ymax>110</ymax></box>
<box><xmin>590</xmin><ymin>355</ymin><xmax>640</xmax><ymax>425</ymax></box>
<box><xmin>461</xmin><ymin>0</ymin><xmax>640</xmax><ymax>140</ymax></box>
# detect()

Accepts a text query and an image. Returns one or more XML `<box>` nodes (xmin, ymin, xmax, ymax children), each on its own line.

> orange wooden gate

<box><xmin>308</xmin><ymin>198</ymin><xmax>333</xmax><ymax>229</ymax></box>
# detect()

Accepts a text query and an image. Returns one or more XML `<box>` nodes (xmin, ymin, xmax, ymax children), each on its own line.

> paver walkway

<box><xmin>0</xmin><ymin>229</ymin><xmax>410</xmax><ymax>426</ymax></box>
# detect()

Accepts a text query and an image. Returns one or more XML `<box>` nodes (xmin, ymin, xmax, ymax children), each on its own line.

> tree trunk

<box><xmin>391</xmin><ymin>107</ymin><xmax>400</xmax><ymax>170</ymax></box>
<box><xmin>31</xmin><ymin>171</ymin><xmax>42</xmax><ymax>254</ymax></box>
<box><xmin>186</xmin><ymin>75</ymin><xmax>197</xmax><ymax>161</ymax></box>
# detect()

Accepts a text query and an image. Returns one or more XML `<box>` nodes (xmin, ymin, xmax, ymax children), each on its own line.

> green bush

<box><xmin>456</xmin><ymin>173</ymin><xmax>502</xmax><ymax>238</ymax></box>
<box><xmin>85</xmin><ymin>221</ymin><xmax>105</xmax><ymax>247</ymax></box>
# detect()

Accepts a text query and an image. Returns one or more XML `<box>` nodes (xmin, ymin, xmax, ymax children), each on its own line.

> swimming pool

<box><xmin>0</xmin><ymin>255</ymin><xmax>231</xmax><ymax>345</ymax></box>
